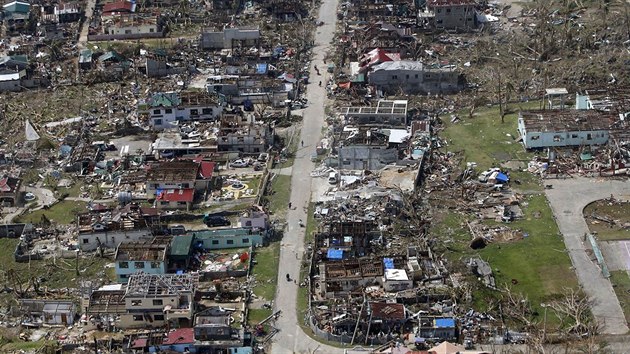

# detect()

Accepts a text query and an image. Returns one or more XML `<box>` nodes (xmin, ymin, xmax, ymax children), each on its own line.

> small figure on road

<box><xmin>288</xmin><ymin>202</ymin><xmax>292</xmax><ymax>209</ymax></box>
<box><xmin>301</xmin><ymin>140</ymin><xmax>304</xmax><ymax>147</ymax></box>
<box><xmin>286</xmin><ymin>273</ymin><xmax>291</xmax><ymax>281</ymax></box>
<box><xmin>319</xmin><ymin>81</ymin><xmax>322</xmax><ymax>87</ymax></box>
<box><xmin>298</xmin><ymin>219</ymin><xmax>304</xmax><ymax>227</ymax></box>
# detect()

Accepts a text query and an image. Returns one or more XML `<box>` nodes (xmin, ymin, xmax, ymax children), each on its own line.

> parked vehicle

<box><xmin>204</xmin><ymin>215</ymin><xmax>231</xmax><ymax>227</ymax></box>
<box><xmin>229</xmin><ymin>159</ymin><xmax>249</xmax><ymax>168</ymax></box>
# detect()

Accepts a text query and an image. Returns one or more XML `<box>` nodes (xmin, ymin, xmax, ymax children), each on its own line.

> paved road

<box><xmin>545</xmin><ymin>177</ymin><xmax>630</xmax><ymax>334</ymax></box>
<box><xmin>270</xmin><ymin>0</ymin><xmax>344</xmax><ymax>353</ymax></box>
<box><xmin>78</xmin><ymin>0</ymin><xmax>97</xmax><ymax>46</ymax></box>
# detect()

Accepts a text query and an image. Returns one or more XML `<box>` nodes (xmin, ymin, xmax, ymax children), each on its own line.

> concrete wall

<box><xmin>431</xmin><ymin>4</ymin><xmax>476</xmax><ymax>30</ymax></box>
<box><xmin>78</xmin><ymin>229</ymin><xmax>153</xmax><ymax>251</ymax></box>
<box><xmin>0</xmin><ymin>79</ymin><xmax>21</xmax><ymax>92</ymax></box>
<box><xmin>107</xmin><ymin>23</ymin><xmax>158</xmax><ymax>35</ymax></box>
<box><xmin>195</xmin><ymin>233</ymin><xmax>263</xmax><ymax>250</ymax></box>
<box><xmin>369</xmin><ymin>69</ymin><xmax>461</xmax><ymax>94</ymax></box>
<box><xmin>115</xmin><ymin>260</ymin><xmax>166</xmax><ymax>283</ymax></box>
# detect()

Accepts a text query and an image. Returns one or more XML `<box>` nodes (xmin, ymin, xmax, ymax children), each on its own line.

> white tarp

<box><xmin>25</xmin><ymin>119</ymin><xmax>40</xmax><ymax>141</ymax></box>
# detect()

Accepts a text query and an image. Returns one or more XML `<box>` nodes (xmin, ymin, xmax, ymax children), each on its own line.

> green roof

<box><xmin>191</xmin><ymin>228</ymin><xmax>253</xmax><ymax>238</ymax></box>
<box><xmin>3</xmin><ymin>1</ymin><xmax>30</xmax><ymax>14</ymax></box>
<box><xmin>149</xmin><ymin>92</ymin><xmax>181</xmax><ymax>108</ymax></box>
<box><xmin>170</xmin><ymin>234</ymin><xmax>193</xmax><ymax>257</ymax></box>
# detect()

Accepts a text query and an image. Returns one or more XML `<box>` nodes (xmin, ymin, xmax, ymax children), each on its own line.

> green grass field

<box><xmin>0</xmin><ymin>238</ymin><xmax>113</xmax><ymax>291</ymax></box>
<box><xmin>268</xmin><ymin>174</ymin><xmax>292</xmax><ymax>216</ymax></box>
<box><xmin>16</xmin><ymin>200</ymin><xmax>88</xmax><ymax>225</ymax></box>
<box><xmin>441</xmin><ymin>102</ymin><xmax>543</xmax><ymax>193</ymax></box>
<box><xmin>251</xmin><ymin>242</ymin><xmax>281</xmax><ymax>301</ymax></box>
<box><xmin>437</xmin><ymin>103</ymin><xmax>578</xmax><ymax>327</ymax></box>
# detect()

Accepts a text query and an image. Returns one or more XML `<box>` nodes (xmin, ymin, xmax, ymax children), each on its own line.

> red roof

<box><xmin>156</xmin><ymin>189</ymin><xmax>194</xmax><ymax>203</ymax></box>
<box><xmin>369</xmin><ymin>302</ymin><xmax>406</xmax><ymax>320</ymax></box>
<box><xmin>162</xmin><ymin>328</ymin><xmax>195</xmax><ymax>345</ymax></box>
<box><xmin>103</xmin><ymin>1</ymin><xmax>134</xmax><ymax>14</ymax></box>
<box><xmin>130</xmin><ymin>338</ymin><xmax>147</xmax><ymax>348</ymax></box>
<box><xmin>198</xmin><ymin>161</ymin><xmax>215</xmax><ymax>179</ymax></box>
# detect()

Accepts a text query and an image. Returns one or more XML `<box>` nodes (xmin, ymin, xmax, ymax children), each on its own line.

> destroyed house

<box><xmin>2</xmin><ymin>1</ymin><xmax>30</xmax><ymax>33</ymax></box>
<box><xmin>337</xmin><ymin>128</ymin><xmax>399</xmax><ymax>170</ymax></box>
<box><xmin>517</xmin><ymin>110</ymin><xmax>615</xmax><ymax>149</ymax></box>
<box><xmin>114</xmin><ymin>240</ymin><xmax>169</xmax><ymax>283</ymax></box>
<box><xmin>143</xmin><ymin>91</ymin><xmax>223</xmax><ymax>130</ymax></box>
<box><xmin>200</xmin><ymin>27</ymin><xmax>261</xmax><ymax>50</ymax></box>
<box><xmin>341</xmin><ymin>100</ymin><xmax>408</xmax><ymax>127</ymax></box>
<box><xmin>121</xmin><ymin>273</ymin><xmax>198</xmax><ymax>328</ymax></box>
<box><xmin>76</xmin><ymin>204</ymin><xmax>160</xmax><ymax>251</ymax></box>
<box><xmin>146</xmin><ymin>160</ymin><xmax>214</xmax><ymax>200</ymax></box>
<box><xmin>20</xmin><ymin>299</ymin><xmax>76</xmax><ymax>326</ymax></box>
<box><xmin>368</xmin><ymin>302</ymin><xmax>408</xmax><ymax>332</ymax></box>
<box><xmin>151</xmin><ymin>130</ymin><xmax>218</xmax><ymax>159</ymax></box>
<box><xmin>264</xmin><ymin>0</ymin><xmax>308</xmax><ymax>21</ymax></box>
<box><xmin>217</xmin><ymin>121</ymin><xmax>270</xmax><ymax>154</ymax></box>
<box><xmin>0</xmin><ymin>175</ymin><xmax>21</xmax><ymax>206</ymax></box>
<box><xmin>346</xmin><ymin>0</ymin><xmax>414</xmax><ymax>21</ymax></box>
<box><xmin>425</xmin><ymin>0</ymin><xmax>478</xmax><ymax>31</ymax></box>
<box><xmin>317</xmin><ymin>258</ymin><xmax>387</xmax><ymax>298</ymax></box>
<box><xmin>368</xmin><ymin>61</ymin><xmax>463</xmax><ymax>94</ymax></box>
<box><xmin>418</xmin><ymin>317</ymin><xmax>457</xmax><ymax>341</ymax></box>
<box><xmin>316</xmin><ymin>221</ymin><xmax>379</xmax><ymax>259</ymax></box>
<box><xmin>147</xmin><ymin>159</ymin><xmax>216</xmax><ymax>210</ymax></box>
<box><xmin>194</xmin><ymin>307</ymin><xmax>246</xmax><ymax>348</ymax></box>
<box><xmin>131</xmin><ymin>328</ymin><xmax>196</xmax><ymax>353</ymax></box>
<box><xmin>190</xmin><ymin>227</ymin><xmax>265</xmax><ymax>250</ymax></box>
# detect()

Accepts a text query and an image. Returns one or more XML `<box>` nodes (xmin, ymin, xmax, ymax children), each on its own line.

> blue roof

<box><xmin>383</xmin><ymin>258</ymin><xmax>394</xmax><ymax>269</ymax></box>
<box><xmin>435</xmin><ymin>318</ymin><xmax>455</xmax><ymax>328</ymax></box>
<box><xmin>327</xmin><ymin>249</ymin><xmax>343</xmax><ymax>260</ymax></box>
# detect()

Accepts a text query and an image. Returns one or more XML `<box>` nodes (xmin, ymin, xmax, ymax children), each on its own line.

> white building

<box><xmin>517</xmin><ymin>110</ymin><xmax>614</xmax><ymax>149</ymax></box>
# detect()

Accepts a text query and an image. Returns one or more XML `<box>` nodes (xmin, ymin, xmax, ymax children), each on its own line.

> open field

<box><xmin>15</xmin><ymin>200</ymin><xmax>88</xmax><ymax>225</ymax></box>
<box><xmin>251</xmin><ymin>242</ymin><xmax>281</xmax><ymax>301</ymax></box>
<box><xmin>436</xmin><ymin>103</ymin><xmax>578</xmax><ymax>327</ymax></box>
<box><xmin>0</xmin><ymin>238</ymin><xmax>113</xmax><ymax>291</ymax></box>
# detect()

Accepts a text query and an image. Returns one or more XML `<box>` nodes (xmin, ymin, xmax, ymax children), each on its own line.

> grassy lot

<box><xmin>438</xmin><ymin>102</ymin><xmax>577</xmax><ymax>325</ymax></box>
<box><xmin>610</xmin><ymin>271</ymin><xmax>630</xmax><ymax>324</ymax></box>
<box><xmin>584</xmin><ymin>201</ymin><xmax>630</xmax><ymax>241</ymax></box>
<box><xmin>268</xmin><ymin>174</ymin><xmax>292</xmax><ymax>216</ymax></box>
<box><xmin>248</xmin><ymin>308</ymin><xmax>273</xmax><ymax>325</ymax></box>
<box><xmin>441</xmin><ymin>102</ymin><xmax>542</xmax><ymax>193</ymax></box>
<box><xmin>479</xmin><ymin>194</ymin><xmax>577</xmax><ymax>315</ymax></box>
<box><xmin>16</xmin><ymin>200</ymin><xmax>88</xmax><ymax>225</ymax></box>
<box><xmin>278</xmin><ymin>127</ymin><xmax>301</xmax><ymax>169</ymax></box>
<box><xmin>0</xmin><ymin>238</ymin><xmax>114</xmax><ymax>291</ymax></box>
<box><xmin>251</xmin><ymin>242</ymin><xmax>281</xmax><ymax>301</ymax></box>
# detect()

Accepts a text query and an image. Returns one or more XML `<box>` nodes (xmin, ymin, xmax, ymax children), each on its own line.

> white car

<box><xmin>24</xmin><ymin>192</ymin><xmax>36</xmax><ymax>201</ymax></box>
<box><xmin>229</xmin><ymin>159</ymin><xmax>249</xmax><ymax>168</ymax></box>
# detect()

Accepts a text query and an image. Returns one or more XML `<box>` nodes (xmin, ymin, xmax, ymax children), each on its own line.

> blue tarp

<box><xmin>383</xmin><ymin>258</ymin><xmax>394</xmax><ymax>269</ymax></box>
<box><xmin>495</xmin><ymin>172</ymin><xmax>509</xmax><ymax>183</ymax></box>
<box><xmin>435</xmin><ymin>318</ymin><xmax>455</xmax><ymax>328</ymax></box>
<box><xmin>327</xmin><ymin>249</ymin><xmax>343</xmax><ymax>259</ymax></box>
<box><xmin>256</xmin><ymin>63</ymin><xmax>268</xmax><ymax>74</ymax></box>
